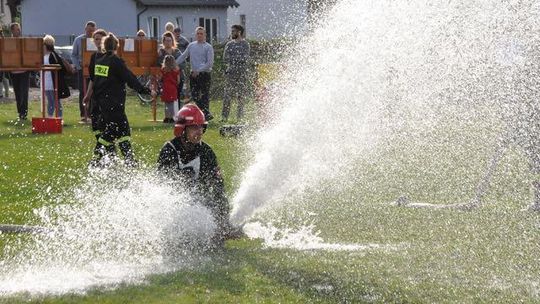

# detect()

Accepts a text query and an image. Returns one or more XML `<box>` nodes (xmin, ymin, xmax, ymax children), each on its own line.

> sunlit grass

<box><xmin>1</xmin><ymin>94</ymin><xmax>540</xmax><ymax>303</ymax></box>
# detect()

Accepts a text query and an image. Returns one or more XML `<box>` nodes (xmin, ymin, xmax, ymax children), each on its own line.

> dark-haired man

<box><xmin>9</xmin><ymin>23</ymin><xmax>29</xmax><ymax>121</ymax></box>
<box><xmin>222</xmin><ymin>25</ymin><xmax>250</xmax><ymax>122</ymax></box>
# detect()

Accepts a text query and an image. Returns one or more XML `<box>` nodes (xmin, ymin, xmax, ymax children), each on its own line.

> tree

<box><xmin>7</xmin><ymin>0</ymin><xmax>21</xmax><ymax>23</ymax></box>
<box><xmin>307</xmin><ymin>0</ymin><xmax>337</xmax><ymax>25</ymax></box>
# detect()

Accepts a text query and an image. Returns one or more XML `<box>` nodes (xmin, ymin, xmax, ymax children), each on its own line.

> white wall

<box><xmin>21</xmin><ymin>0</ymin><xmax>137</xmax><ymax>45</ymax></box>
<box><xmin>140</xmin><ymin>6</ymin><xmax>230</xmax><ymax>42</ymax></box>
<box><xmin>228</xmin><ymin>0</ymin><xmax>308</xmax><ymax>40</ymax></box>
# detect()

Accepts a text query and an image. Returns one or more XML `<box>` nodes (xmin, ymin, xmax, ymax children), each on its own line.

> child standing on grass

<box><xmin>160</xmin><ymin>55</ymin><xmax>180</xmax><ymax>123</ymax></box>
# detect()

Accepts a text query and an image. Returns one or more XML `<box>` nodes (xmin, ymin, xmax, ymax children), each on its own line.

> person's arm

<box><xmin>223</xmin><ymin>43</ymin><xmax>230</xmax><ymax>65</ymax></box>
<box><xmin>157</xmin><ymin>142</ymin><xmax>179</xmax><ymax>175</ymax></box>
<box><xmin>175</xmin><ymin>43</ymin><xmax>191</xmax><ymax>65</ymax></box>
<box><xmin>242</xmin><ymin>42</ymin><xmax>251</xmax><ymax>63</ymax></box>
<box><xmin>71</xmin><ymin>36</ymin><xmax>81</xmax><ymax>70</ymax></box>
<box><xmin>82</xmin><ymin>81</ymin><xmax>93</xmax><ymax>109</ymax></box>
<box><xmin>117</xmin><ymin>57</ymin><xmax>149</xmax><ymax>94</ymax></box>
<box><xmin>200</xmin><ymin>44</ymin><xmax>214</xmax><ymax>71</ymax></box>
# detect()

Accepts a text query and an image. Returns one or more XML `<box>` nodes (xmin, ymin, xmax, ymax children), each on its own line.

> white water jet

<box><xmin>0</xmin><ymin>167</ymin><xmax>216</xmax><ymax>296</ymax></box>
<box><xmin>231</xmin><ymin>0</ymin><xmax>540</xmax><ymax>224</ymax></box>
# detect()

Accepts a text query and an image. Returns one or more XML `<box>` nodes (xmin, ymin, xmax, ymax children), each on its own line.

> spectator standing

<box><xmin>157</xmin><ymin>31</ymin><xmax>181</xmax><ymax>66</ymax></box>
<box><xmin>10</xmin><ymin>23</ymin><xmax>29</xmax><ymax>121</ymax></box>
<box><xmin>222</xmin><ymin>25</ymin><xmax>250</xmax><ymax>122</ymax></box>
<box><xmin>176</xmin><ymin>27</ymin><xmax>215</xmax><ymax>121</ymax></box>
<box><xmin>164</xmin><ymin>22</ymin><xmax>175</xmax><ymax>34</ymax></box>
<box><xmin>42</xmin><ymin>35</ymin><xmax>70</xmax><ymax>119</ymax></box>
<box><xmin>173</xmin><ymin>27</ymin><xmax>190</xmax><ymax>107</ymax></box>
<box><xmin>159</xmin><ymin>55</ymin><xmax>180</xmax><ymax>123</ymax></box>
<box><xmin>71</xmin><ymin>21</ymin><xmax>96</xmax><ymax>123</ymax></box>
<box><xmin>136</xmin><ymin>30</ymin><xmax>146</xmax><ymax>39</ymax></box>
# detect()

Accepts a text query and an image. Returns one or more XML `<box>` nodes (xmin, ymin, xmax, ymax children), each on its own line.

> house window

<box><xmin>240</xmin><ymin>15</ymin><xmax>246</xmax><ymax>36</ymax></box>
<box><xmin>175</xmin><ymin>17</ymin><xmax>183</xmax><ymax>30</ymax></box>
<box><xmin>148</xmin><ymin>16</ymin><xmax>160</xmax><ymax>38</ymax></box>
<box><xmin>1</xmin><ymin>0</ymin><xmax>4</xmax><ymax>14</ymax></box>
<box><xmin>199</xmin><ymin>17</ymin><xmax>218</xmax><ymax>43</ymax></box>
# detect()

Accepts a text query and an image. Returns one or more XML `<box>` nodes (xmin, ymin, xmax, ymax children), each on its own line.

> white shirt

<box><xmin>43</xmin><ymin>54</ymin><xmax>54</xmax><ymax>91</ymax></box>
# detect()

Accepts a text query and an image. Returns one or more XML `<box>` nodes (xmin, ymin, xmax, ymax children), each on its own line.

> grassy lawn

<box><xmin>1</xmin><ymin>94</ymin><xmax>540</xmax><ymax>303</ymax></box>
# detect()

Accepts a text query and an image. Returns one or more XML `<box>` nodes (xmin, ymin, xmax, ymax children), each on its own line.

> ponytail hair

<box><xmin>103</xmin><ymin>32</ymin><xmax>119</xmax><ymax>52</ymax></box>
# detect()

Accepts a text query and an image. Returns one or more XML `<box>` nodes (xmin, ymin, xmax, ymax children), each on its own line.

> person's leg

<box><xmin>20</xmin><ymin>72</ymin><xmax>29</xmax><ymax>119</ymax></box>
<box><xmin>200</xmin><ymin>72</ymin><xmax>212</xmax><ymax>120</ymax></box>
<box><xmin>11</xmin><ymin>73</ymin><xmax>23</xmax><ymax>118</ymax></box>
<box><xmin>190</xmin><ymin>73</ymin><xmax>200</xmax><ymax>105</ymax></box>
<box><xmin>177</xmin><ymin>75</ymin><xmax>184</xmax><ymax>109</ymax></box>
<box><xmin>2</xmin><ymin>74</ymin><xmax>9</xmax><ymax>98</ymax></box>
<box><xmin>115</xmin><ymin>115</ymin><xmax>137</xmax><ymax>166</ymax></box>
<box><xmin>222</xmin><ymin>76</ymin><xmax>232</xmax><ymax>122</ymax></box>
<box><xmin>57</xmin><ymin>98</ymin><xmax>63</xmax><ymax>118</ymax></box>
<box><xmin>236</xmin><ymin>78</ymin><xmax>247</xmax><ymax>121</ymax></box>
<box><xmin>77</xmin><ymin>69</ymin><xmax>85</xmax><ymax>120</ymax></box>
<box><xmin>0</xmin><ymin>73</ymin><xmax>4</xmax><ymax>98</ymax></box>
<box><xmin>45</xmin><ymin>90</ymin><xmax>55</xmax><ymax>117</ymax></box>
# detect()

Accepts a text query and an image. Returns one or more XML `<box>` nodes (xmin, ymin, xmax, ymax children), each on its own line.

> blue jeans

<box><xmin>45</xmin><ymin>90</ymin><xmax>63</xmax><ymax>117</ymax></box>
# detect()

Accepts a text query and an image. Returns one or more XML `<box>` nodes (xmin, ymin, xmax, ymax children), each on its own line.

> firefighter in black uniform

<box><xmin>91</xmin><ymin>33</ymin><xmax>150</xmax><ymax>166</ymax></box>
<box><xmin>157</xmin><ymin>104</ymin><xmax>232</xmax><ymax>247</ymax></box>
<box><xmin>82</xmin><ymin>29</ymin><xmax>108</xmax><ymax>160</ymax></box>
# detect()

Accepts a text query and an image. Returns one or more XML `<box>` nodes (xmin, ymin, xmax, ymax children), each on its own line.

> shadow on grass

<box><xmin>0</xmin><ymin>239</ymin><xmax>415</xmax><ymax>304</ymax></box>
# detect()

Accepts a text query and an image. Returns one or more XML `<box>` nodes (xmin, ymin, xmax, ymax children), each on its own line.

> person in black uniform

<box><xmin>82</xmin><ymin>29</ymin><xmax>108</xmax><ymax>159</ymax></box>
<box><xmin>157</xmin><ymin>104</ymin><xmax>232</xmax><ymax>247</ymax></box>
<box><xmin>91</xmin><ymin>32</ymin><xmax>150</xmax><ymax>166</ymax></box>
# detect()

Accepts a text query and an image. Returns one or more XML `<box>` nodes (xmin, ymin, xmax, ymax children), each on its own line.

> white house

<box><xmin>227</xmin><ymin>0</ymin><xmax>309</xmax><ymax>40</ymax></box>
<box><xmin>20</xmin><ymin>0</ymin><xmax>238</xmax><ymax>45</ymax></box>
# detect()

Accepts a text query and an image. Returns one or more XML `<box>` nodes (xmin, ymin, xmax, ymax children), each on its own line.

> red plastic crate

<box><xmin>32</xmin><ymin>117</ymin><xmax>62</xmax><ymax>134</ymax></box>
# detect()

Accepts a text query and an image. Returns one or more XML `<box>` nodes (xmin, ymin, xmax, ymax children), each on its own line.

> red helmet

<box><xmin>173</xmin><ymin>104</ymin><xmax>207</xmax><ymax>137</ymax></box>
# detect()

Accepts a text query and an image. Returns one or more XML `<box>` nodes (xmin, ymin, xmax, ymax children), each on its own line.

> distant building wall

<box><xmin>228</xmin><ymin>0</ymin><xmax>308</xmax><ymax>40</ymax></box>
<box><xmin>20</xmin><ymin>0</ymin><xmax>137</xmax><ymax>45</ymax></box>
<box><xmin>140</xmin><ymin>6</ymin><xmax>229</xmax><ymax>42</ymax></box>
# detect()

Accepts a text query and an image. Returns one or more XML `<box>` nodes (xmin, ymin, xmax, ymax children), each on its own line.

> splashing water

<box><xmin>0</xmin><ymin>167</ymin><xmax>216</xmax><ymax>296</ymax></box>
<box><xmin>231</xmin><ymin>0</ymin><xmax>540</xmax><ymax>224</ymax></box>
<box><xmin>243</xmin><ymin>222</ymin><xmax>404</xmax><ymax>252</ymax></box>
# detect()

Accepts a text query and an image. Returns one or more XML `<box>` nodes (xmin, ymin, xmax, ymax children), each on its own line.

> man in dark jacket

<box><xmin>157</xmin><ymin>103</ymin><xmax>232</xmax><ymax>247</ymax></box>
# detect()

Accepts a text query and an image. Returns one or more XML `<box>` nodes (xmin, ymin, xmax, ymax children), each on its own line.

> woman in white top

<box><xmin>43</xmin><ymin>35</ymin><xmax>70</xmax><ymax>118</ymax></box>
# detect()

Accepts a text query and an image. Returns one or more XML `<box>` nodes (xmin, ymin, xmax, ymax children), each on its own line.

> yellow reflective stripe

<box><xmin>118</xmin><ymin>136</ymin><xmax>131</xmax><ymax>143</ymax></box>
<box><xmin>95</xmin><ymin>64</ymin><xmax>109</xmax><ymax>77</ymax></box>
<box><xmin>98</xmin><ymin>137</ymin><xmax>113</xmax><ymax>146</ymax></box>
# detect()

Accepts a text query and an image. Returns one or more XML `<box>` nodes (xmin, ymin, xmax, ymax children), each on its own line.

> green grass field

<box><xmin>1</xmin><ymin>95</ymin><xmax>540</xmax><ymax>303</ymax></box>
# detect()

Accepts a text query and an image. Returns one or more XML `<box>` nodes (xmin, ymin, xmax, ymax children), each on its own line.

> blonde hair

<box><xmin>43</xmin><ymin>34</ymin><xmax>55</xmax><ymax>46</ymax></box>
<box><xmin>165</xmin><ymin>22</ymin><xmax>175</xmax><ymax>33</ymax></box>
<box><xmin>162</xmin><ymin>54</ymin><xmax>178</xmax><ymax>72</ymax></box>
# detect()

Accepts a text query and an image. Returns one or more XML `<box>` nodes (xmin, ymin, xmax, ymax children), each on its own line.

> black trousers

<box><xmin>190</xmin><ymin>72</ymin><xmax>211</xmax><ymax>117</ymax></box>
<box><xmin>11</xmin><ymin>72</ymin><xmax>29</xmax><ymax>119</ymax></box>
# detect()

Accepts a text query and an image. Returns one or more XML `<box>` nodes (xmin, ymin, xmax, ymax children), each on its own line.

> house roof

<box><xmin>137</xmin><ymin>0</ymin><xmax>239</xmax><ymax>7</ymax></box>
